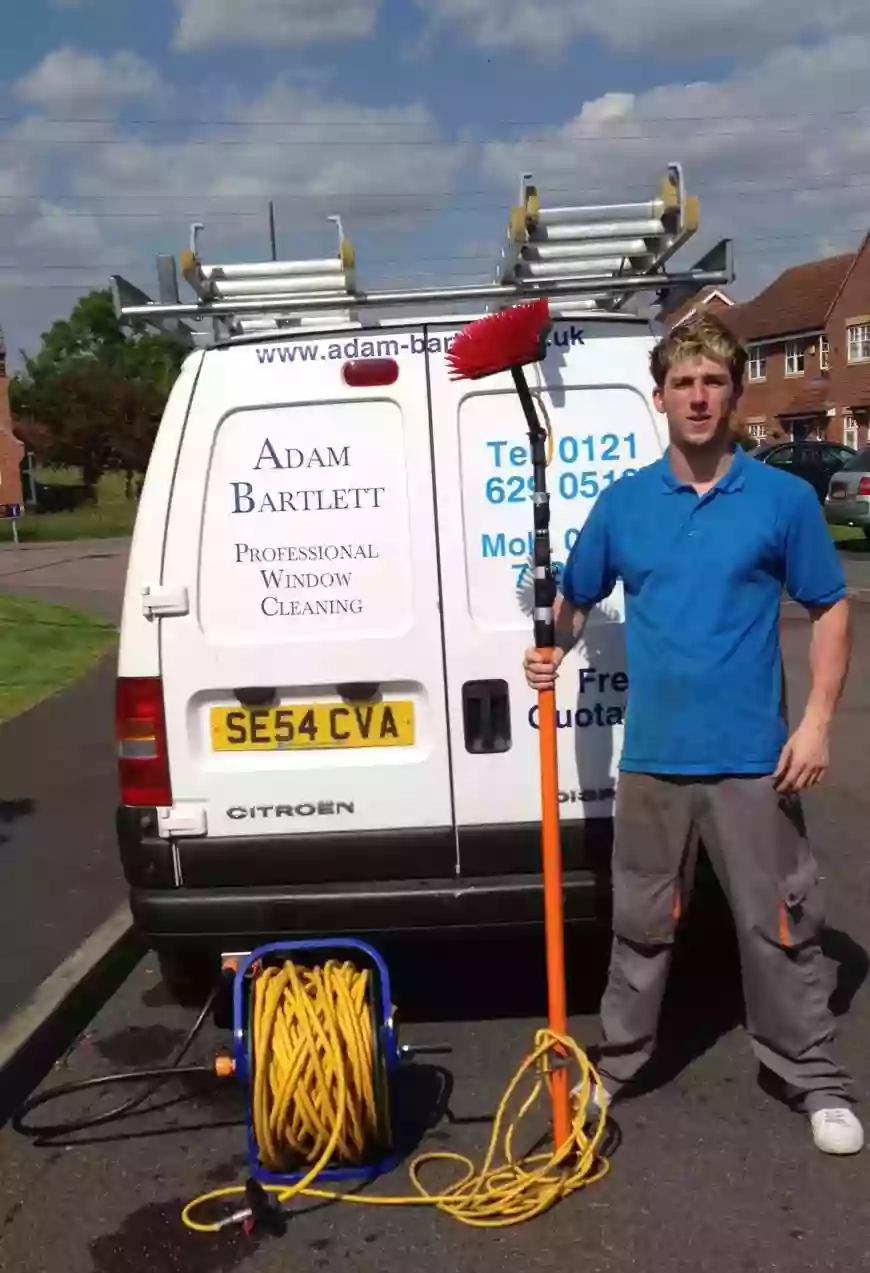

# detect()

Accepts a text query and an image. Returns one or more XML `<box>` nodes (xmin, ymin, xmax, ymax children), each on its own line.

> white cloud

<box><xmin>173</xmin><ymin>0</ymin><xmax>379</xmax><ymax>51</ymax></box>
<box><xmin>14</xmin><ymin>47</ymin><xmax>165</xmax><ymax>115</ymax></box>
<box><xmin>0</xmin><ymin>74</ymin><xmax>468</xmax><ymax>362</ymax></box>
<box><xmin>20</xmin><ymin>202</ymin><xmax>106</xmax><ymax>257</ymax></box>
<box><xmin>480</xmin><ymin>35</ymin><xmax>870</xmax><ymax>296</ymax></box>
<box><xmin>419</xmin><ymin>0</ymin><xmax>870</xmax><ymax>58</ymax></box>
<box><xmin>6</xmin><ymin>29</ymin><xmax>870</xmax><ymax>368</ymax></box>
<box><xmin>0</xmin><ymin>164</ymin><xmax>40</xmax><ymax>216</ymax></box>
<box><xmin>68</xmin><ymin>82</ymin><xmax>467</xmax><ymax>236</ymax></box>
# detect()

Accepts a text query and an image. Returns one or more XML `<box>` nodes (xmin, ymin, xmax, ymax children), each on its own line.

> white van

<box><xmin>112</xmin><ymin>168</ymin><xmax>732</xmax><ymax>989</ymax></box>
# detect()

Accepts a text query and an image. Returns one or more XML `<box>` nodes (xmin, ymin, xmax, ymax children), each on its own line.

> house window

<box><xmin>785</xmin><ymin>342</ymin><xmax>805</xmax><ymax>376</ymax></box>
<box><xmin>843</xmin><ymin>412</ymin><xmax>858</xmax><ymax>450</ymax></box>
<box><xmin>747</xmin><ymin>347</ymin><xmax>766</xmax><ymax>381</ymax></box>
<box><xmin>820</xmin><ymin>335</ymin><xmax>830</xmax><ymax>370</ymax></box>
<box><xmin>746</xmin><ymin>418</ymin><xmax>766</xmax><ymax>440</ymax></box>
<box><xmin>847</xmin><ymin>323</ymin><xmax>870</xmax><ymax>363</ymax></box>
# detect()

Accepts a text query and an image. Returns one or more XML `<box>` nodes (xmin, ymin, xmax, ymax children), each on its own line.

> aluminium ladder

<box><xmin>110</xmin><ymin>162</ymin><xmax>733</xmax><ymax>343</ymax></box>
<box><xmin>491</xmin><ymin>162</ymin><xmax>699</xmax><ymax>314</ymax></box>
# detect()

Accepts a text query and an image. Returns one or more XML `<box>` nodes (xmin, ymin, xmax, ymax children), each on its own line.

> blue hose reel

<box><xmin>230</xmin><ymin>938</ymin><xmax>403</xmax><ymax>1189</ymax></box>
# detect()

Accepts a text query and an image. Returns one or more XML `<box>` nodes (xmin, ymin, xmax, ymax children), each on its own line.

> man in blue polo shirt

<box><xmin>524</xmin><ymin>311</ymin><xmax>862</xmax><ymax>1154</ymax></box>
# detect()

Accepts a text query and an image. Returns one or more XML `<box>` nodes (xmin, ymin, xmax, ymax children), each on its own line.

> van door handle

<box><xmin>462</xmin><ymin>679</ymin><xmax>512</xmax><ymax>754</ymax></box>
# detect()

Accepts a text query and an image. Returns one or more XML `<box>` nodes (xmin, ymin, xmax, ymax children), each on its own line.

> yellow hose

<box><xmin>182</xmin><ymin>959</ymin><xmax>609</xmax><ymax>1233</ymax></box>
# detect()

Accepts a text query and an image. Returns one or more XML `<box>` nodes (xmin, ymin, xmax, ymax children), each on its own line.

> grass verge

<box><xmin>0</xmin><ymin>472</ymin><xmax>135</xmax><ymax>544</ymax></box>
<box><xmin>830</xmin><ymin>524</ymin><xmax>868</xmax><ymax>543</ymax></box>
<box><xmin>0</xmin><ymin>595</ymin><xmax>117</xmax><ymax>725</ymax></box>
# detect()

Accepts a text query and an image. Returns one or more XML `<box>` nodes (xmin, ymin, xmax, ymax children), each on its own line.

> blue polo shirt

<box><xmin>561</xmin><ymin>445</ymin><xmax>847</xmax><ymax>775</ymax></box>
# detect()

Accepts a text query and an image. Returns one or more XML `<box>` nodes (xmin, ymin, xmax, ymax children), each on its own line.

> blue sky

<box><xmin>2</xmin><ymin>0</ymin><xmax>870</xmax><ymax>364</ymax></box>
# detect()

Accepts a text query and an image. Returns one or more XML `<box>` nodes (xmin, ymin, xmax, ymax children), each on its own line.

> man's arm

<box><xmin>804</xmin><ymin>598</ymin><xmax>851</xmax><ymax>728</ymax></box>
<box><xmin>775</xmin><ymin>481</ymin><xmax>852</xmax><ymax>791</ymax></box>
<box><xmin>773</xmin><ymin>597</ymin><xmax>850</xmax><ymax>793</ymax></box>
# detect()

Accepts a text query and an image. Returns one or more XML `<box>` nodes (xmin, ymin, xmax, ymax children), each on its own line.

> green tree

<box><xmin>10</xmin><ymin>288</ymin><xmax>185</xmax><ymax>499</ymax></box>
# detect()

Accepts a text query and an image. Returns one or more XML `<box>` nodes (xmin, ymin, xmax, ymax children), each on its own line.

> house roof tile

<box><xmin>727</xmin><ymin>253</ymin><xmax>855</xmax><ymax>343</ymax></box>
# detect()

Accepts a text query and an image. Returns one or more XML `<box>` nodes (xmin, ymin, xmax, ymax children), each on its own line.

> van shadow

<box><xmin>374</xmin><ymin>927</ymin><xmax>612</xmax><ymax>1027</ymax></box>
<box><xmin>0</xmin><ymin>798</ymin><xmax>36</xmax><ymax>848</ymax></box>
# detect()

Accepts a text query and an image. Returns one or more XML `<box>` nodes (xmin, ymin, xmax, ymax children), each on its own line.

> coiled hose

<box><xmin>182</xmin><ymin>958</ymin><xmax>609</xmax><ymax>1232</ymax></box>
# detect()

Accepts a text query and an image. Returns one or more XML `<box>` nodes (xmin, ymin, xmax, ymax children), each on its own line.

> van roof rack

<box><xmin>110</xmin><ymin>162</ymin><xmax>733</xmax><ymax>344</ymax></box>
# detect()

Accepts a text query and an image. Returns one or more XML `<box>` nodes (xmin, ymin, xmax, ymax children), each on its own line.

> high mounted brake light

<box><xmin>342</xmin><ymin>358</ymin><xmax>399</xmax><ymax>387</ymax></box>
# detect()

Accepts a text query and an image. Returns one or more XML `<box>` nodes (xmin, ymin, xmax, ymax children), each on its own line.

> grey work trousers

<box><xmin>597</xmin><ymin>771</ymin><xmax>853</xmax><ymax>1113</ymax></box>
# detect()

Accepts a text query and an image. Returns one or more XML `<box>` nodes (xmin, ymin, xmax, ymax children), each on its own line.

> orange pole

<box><xmin>536</xmin><ymin>674</ymin><xmax>571</xmax><ymax>1151</ymax></box>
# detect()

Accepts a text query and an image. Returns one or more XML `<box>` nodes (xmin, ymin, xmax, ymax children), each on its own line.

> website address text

<box><xmin>255</xmin><ymin>326</ymin><xmax>586</xmax><ymax>366</ymax></box>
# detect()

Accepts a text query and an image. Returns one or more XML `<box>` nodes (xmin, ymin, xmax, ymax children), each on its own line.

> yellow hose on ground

<box><xmin>182</xmin><ymin>959</ymin><xmax>609</xmax><ymax>1233</ymax></box>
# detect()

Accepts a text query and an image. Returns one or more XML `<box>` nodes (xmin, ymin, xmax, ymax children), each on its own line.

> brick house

<box><xmin>0</xmin><ymin>328</ymin><xmax>25</xmax><ymax>511</ymax></box>
<box><xmin>661</xmin><ymin>284</ymin><xmax>737</xmax><ymax>329</ymax></box>
<box><xmin>665</xmin><ymin>235</ymin><xmax>870</xmax><ymax>451</ymax></box>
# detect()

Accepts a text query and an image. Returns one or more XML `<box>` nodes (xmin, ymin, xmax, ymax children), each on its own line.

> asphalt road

<box><xmin>0</xmin><ymin>657</ymin><xmax>126</xmax><ymax>1023</ymax></box>
<box><xmin>1</xmin><ymin>604</ymin><xmax>869</xmax><ymax>1273</ymax></box>
<box><xmin>0</xmin><ymin>540</ymin><xmax>130</xmax><ymax>1022</ymax></box>
<box><xmin>0</xmin><ymin>556</ymin><xmax>121</xmax><ymax>1023</ymax></box>
<box><xmin>0</xmin><ymin>538</ymin><xmax>129</xmax><ymax>624</ymax></box>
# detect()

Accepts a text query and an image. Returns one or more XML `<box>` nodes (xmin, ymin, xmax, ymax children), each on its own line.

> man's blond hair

<box><xmin>650</xmin><ymin>312</ymin><xmax>747</xmax><ymax>390</ymax></box>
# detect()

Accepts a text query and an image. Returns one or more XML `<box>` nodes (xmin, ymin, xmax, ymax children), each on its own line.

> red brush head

<box><xmin>445</xmin><ymin>298</ymin><xmax>551</xmax><ymax>381</ymax></box>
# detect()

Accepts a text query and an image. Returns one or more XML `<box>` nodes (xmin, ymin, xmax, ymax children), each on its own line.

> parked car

<box><xmin>824</xmin><ymin>446</ymin><xmax>870</xmax><ymax>540</ymax></box>
<box><xmin>753</xmin><ymin>440</ymin><xmax>857</xmax><ymax>503</ymax></box>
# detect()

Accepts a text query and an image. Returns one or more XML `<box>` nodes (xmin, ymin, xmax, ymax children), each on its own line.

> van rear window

<box><xmin>458</xmin><ymin>385</ymin><xmax>661</xmax><ymax>628</ymax></box>
<box><xmin>199</xmin><ymin>402</ymin><xmax>414</xmax><ymax>641</ymax></box>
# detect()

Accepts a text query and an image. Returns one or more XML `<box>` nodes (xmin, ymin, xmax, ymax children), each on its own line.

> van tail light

<box><xmin>116</xmin><ymin>677</ymin><xmax>172</xmax><ymax>807</ymax></box>
<box><xmin>857</xmin><ymin>477</ymin><xmax>870</xmax><ymax>496</ymax></box>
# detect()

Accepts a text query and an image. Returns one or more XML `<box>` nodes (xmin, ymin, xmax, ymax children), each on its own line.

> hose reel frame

<box><xmin>231</xmin><ymin>937</ymin><xmax>402</xmax><ymax>1188</ymax></box>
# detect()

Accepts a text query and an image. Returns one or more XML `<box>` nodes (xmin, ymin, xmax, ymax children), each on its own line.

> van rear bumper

<box><xmin>118</xmin><ymin>808</ymin><xmax>612</xmax><ymax>946</ymax></box>
<box><xmin>131</xmin><ymin>871</ymin><xmax>607</xmax><ymax>946</ymax></box>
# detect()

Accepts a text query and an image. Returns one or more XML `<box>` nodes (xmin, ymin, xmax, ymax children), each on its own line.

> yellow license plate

<box><xmin>210</xmin><ymin>701</ymin><xmax>415</xmax><ymax>752</ymax></box>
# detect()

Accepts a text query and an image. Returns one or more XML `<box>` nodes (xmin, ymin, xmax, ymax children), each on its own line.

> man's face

<box><xmin>652</xmin><ymin>354</ymin><xmax>740</xmax><ymax>449</ymax></box>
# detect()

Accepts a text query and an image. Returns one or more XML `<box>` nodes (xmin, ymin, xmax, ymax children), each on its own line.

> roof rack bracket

<box><xmin>110</xmin><ymin>165</ymin><xmax>733</xmax><ymax>342</ymax></box>
<box><xmin>655</xmin><ymin>238</ymin><xmax>735</xmax><ymax>319</ymax></box>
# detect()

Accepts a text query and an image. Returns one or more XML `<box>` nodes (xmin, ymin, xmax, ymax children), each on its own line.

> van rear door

<box><xmin>427</xmin><ymin>318</ymin><xmax>665</xmax><ymax>859</ymax></box>
<box><xmin>156</xmin><ymin>329</ymin><xmax>455</xmax><ymax>862</ymax></box>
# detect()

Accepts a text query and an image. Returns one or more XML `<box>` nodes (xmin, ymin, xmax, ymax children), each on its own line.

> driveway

<box><xmin>0</xmin><ymin>538</ymin><xmax>129</xmax><ymax>624</ymax></box>
<box><xmin>0</xmin><ymin>606</ymin><xmax>868</xmax><ymax>1272</ymax></box>
<box><xmin>0</xmin><ymin>539</ymin><xmax>130</xmax><ymax>1021</ymax></box>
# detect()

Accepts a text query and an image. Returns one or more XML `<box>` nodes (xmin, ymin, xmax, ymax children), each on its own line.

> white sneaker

<box><xmin>810</xmin><ymin>1107</ymin><xmax>864</xmax><ymax>1155</ymax></box>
